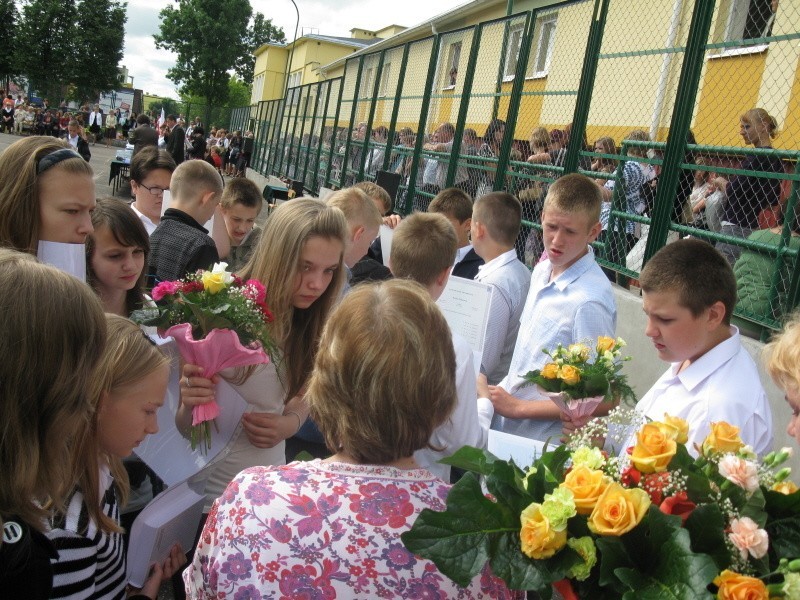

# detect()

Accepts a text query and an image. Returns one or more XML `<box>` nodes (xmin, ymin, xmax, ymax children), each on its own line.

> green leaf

<box><xmin>485</xmin><ymin>460</ymin><xmax>531</xmax><ymax>516</ymax></box>
<box><xmin>766</xmin><ymin>515</ymin><xmax>800</xmax><ymax>562</ymax></box>
<box><xmin>439</xmin><ymin>445</ymin><xmax>503</xmax><ymax>476</ymax></box>
<box><xmin>740</xmin><ymin>487</ymin><xmax>767</xmax><ymax>527</ymax></box>
<box><xmin>401</xmin><ymin>473</ymin><xmax>518</xmax><ymax>587</ymax></box>
<box><xmin>764</xmin><ymin>487</ymin><xmax>800</xmax><ymax>517</ymax></box>
<box><xmin>684</xmin><ymin>504</ymin><xmax>731</xmax><ymax>571</ymax></box>
<box><xmin>595</xmin><ymin>537</ymin><xmax>631</xmax><ymax>592</ymax></box>
<box><xmin>487</xmin><ymin>532</ymin><xmax>549</xmax><ymax>591</ymax></box>
<box><xmin>130</xmin><ymin>307</ymin><xmax>170</xmax><ymax>328</ymax></box>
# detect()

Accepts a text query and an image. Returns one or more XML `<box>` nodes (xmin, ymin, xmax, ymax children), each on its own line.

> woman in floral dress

<box><xmin>184</xmin><ymin>279</ymin><xmax>518</xmax><ymax>599</ymax></box>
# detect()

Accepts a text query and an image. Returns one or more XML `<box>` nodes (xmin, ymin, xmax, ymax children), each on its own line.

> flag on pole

<box><xmin>158</xmin><ymin>108</ymin><xmax>165</xmax><ymax>128</ymax></box>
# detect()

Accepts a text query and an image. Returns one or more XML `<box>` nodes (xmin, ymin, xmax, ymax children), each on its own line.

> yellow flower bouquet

<box><xmin>523</xmin><ymin>337</ymin><xmax>636</xmax><ymax>421</ymax></box>
<box><xmin>402</xmin><ymin>411</ymin><xmax>800</xmax><ymax>599</ymax></box>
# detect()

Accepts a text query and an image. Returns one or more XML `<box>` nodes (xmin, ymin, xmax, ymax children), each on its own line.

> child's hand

<box><xmin>134</xmin><ymin>543</ymin><xmax>186</xmax><ymax>599</ymax></box>
<box><xmin>180</xmin><ymin>363</ymin><xmax>218</xmax><ymax>409</ymax></box>
<box><xmin>487</xmin><ymin>385</ymin><xmax>520</xmax><ymax>418</ymax></box>
<box><xmin>382</xmin><ymin>214</ymin><xmax>402</xmax><ymax>229</ymax></box>
<box><xmin>476</xmin><ymin>374</ymin><xmax>490</xmax><ymax>399</ymax></box>
<box><xmin>242</xmin><ymin>412</ymin><xmax>299</xmax><ymax>448</ymax></box>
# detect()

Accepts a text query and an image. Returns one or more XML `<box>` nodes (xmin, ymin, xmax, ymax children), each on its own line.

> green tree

<box><xmin>179</xmin><ymin>77</ymin><xmax>251</xmax><ymax>127</ymax></box>
<box><xmin>148</xmin><ymin>97</ymin><xmax>180</xmax><ymax>116</ymax></box>
<box><xmin>0</xmin><ymin>0</ymin><xmax>18</xmax><ymax>91</ymax></box>
<box><xmin>235</xmin><ymin>13</ymin><xmax>285</xmax><ymax>85</ymax></box>
<box><xmin>14</xmin><ymin>0</ymin><xmax>75</xmax><ymax>101</ymax></box>
<box><xmin>70</xmin><ymin>0</ymin><xmax>126</xmax><ymax>102</ymax></box>
<box><xmin>154</xmin><ymin>0</ymin><xmax>256</xmax><ymax>122</ymax></box>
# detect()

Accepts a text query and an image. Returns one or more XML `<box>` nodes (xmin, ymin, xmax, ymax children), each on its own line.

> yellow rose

<box><xmin>596</xmin><ymin>336</ymin><xmax>615</xmax><ymax>353</ymax></box>
<box><xmin>659</xmin><ymin>414</ymin><xmax>689</xmax><ymax>445</ymax></box>
<box><xmin>631</xmin><ymin>423</ymin><xmax>677</xmax><ymax>473</ymax></box>
<box><xmin>713</xmin><ymin>570</ymin><xmax>768</xmax><ymax>600</ymax></box>
<box><xmin>588</xmin><ymin>483</ymin><xmax>651</xmax><ymax>536</ymax></box>
<box><xmin>541</xmin><ymin>363</ymin><xmax>559</xmax><ymax>379</ymax></box>
<box><xmin>201</xmin><ymin>270</ymin><xmax>228</xmax><ymax>294</ymax></box>
<box><xmin>772</xmin><ymin>480</ymin><xmax>799</xmax><ymax>495</ymax></box>
<box><xmin>703</xmin><ymin>422</ymin><xmax>744</xmax><ymax>455</ymax></box>
<box><xmin>558</xmin><ymin>364</ymin><xmax>581</xmax><ymax>386</ymax></box>
<box><xmin>562</xmin><ymin>466</ymin><xmax>611</xmax><ymax>515</ymax></box>
<box><xmin>519</xmin><ymin>502</ymin><xmax>567</xmax><ymax>559</ymax></box>
<box><xmin>568</xmin><ymin>343</ymin><xmax>590</xmax><ymax>362</ymax></box>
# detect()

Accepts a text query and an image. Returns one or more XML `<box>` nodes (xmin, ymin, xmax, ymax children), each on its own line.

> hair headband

<box><xmin>37</xmin><ymin>148</ymin><xmax>83</xmax><ymax>175</ymax></box>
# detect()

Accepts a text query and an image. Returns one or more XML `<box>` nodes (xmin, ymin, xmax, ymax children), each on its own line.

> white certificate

<box><xmin>37</xmin><ymin>241</ymin><xmax>86</xmax><ymax>282</ymax></box>
<box><xmin>379</xmin><ymin>224</ymin><xmax>394</xmax><ymax>266</ymax></box>
<box><xmin>436</xmin><ymin>276</ymin><xmax>493</xmax><ymax>375</ymax></box>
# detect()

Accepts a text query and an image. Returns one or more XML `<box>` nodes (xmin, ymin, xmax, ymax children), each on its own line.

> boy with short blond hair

<box><xmin>471</xmin><ymin>192</ymin><xmax>531</xmax><ymax>384</ymax></box>
<box><xmin>352</xmin><ymin>181</ymin><xmax>394</xmax><ymax>283</ymax></box>
<box><xmin>148</xmin><ymin>160</ymin><xmax>223</xmax><ymax>283</ymax></box>
<box><xmin>479</xmin><ymin>173</ymin><xmax>616</xmax><ymax>443</ymax></box>
<box><xmin>326</xmin><ymin>187</ymin><xmax>383</xmax><ymax>291</ymax></box>
<box><xmin>634</xmin><ymin>238</ymin><xmax>772</xmax><ymax>455</ymax></box>
<box><xmin>429</xmin><ymin>187</ymin><xmax>483</xmax><ymax>279</ymax></box>
<box><xmin>390</xmin><ymin>212</ymin><xmax>486</xmax><ymax>479</ymax></box>
<box><xmin>219</xmin><ymin>177</ymin><xmax>263</xmax><ymax>272</ymax></box>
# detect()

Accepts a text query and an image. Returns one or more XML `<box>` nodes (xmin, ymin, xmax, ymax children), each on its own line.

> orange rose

<box><xmin>659</xmin><ymin>414</ymin><xmax>689</xmax><ymax>445</ymax></box>
<box><xmin>541</xmin><ymin>363</ymin><xmax>560</xmax><ymax>379</ymax></box>
<box><xmin>558</xmin><ymin>364</ymin><xmax>581</xmax><ymax>385</ymax></box>
<box><xmin>713</xmin><ymin>570</ymin><xmax>768</xmax><ymax>600</ymax></box>
<box><xmin>596</xmin><ymin>336</ymin><xmax>615</xmax><ymax>353</ymax></box>
<box><xmin>631</xmin><ymin>423</ymin><xmax>677</xmax><ymax>473</ymax></box>
<box><xmin>562</xmin><ymin>466</ymin><xmax>612</xmax><ymax>515</ymax></box>
<box><xmin>588</xmin><ymin>483</ymin><xmax>651</xmax><ymax>536</ymax></box>
<box><xmin>703</xmin><ymin>422</ymin><xmax>744</xmax><ymax>455</ymax></box>
<box><xmin>519</xmin><ymin>502</ymin><xmax>568</xmax><ymax>559</ymax></box>
<box><xmin>772</xmin><ymin>480</ymin><xmax>799</xmax><ymax>495</ymax></box>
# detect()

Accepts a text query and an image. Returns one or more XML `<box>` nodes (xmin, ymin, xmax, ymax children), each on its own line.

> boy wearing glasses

<box><xmin>129</xmin><ymin>147</ymin><xmax>176</xmax><ymax>235</ymax></box>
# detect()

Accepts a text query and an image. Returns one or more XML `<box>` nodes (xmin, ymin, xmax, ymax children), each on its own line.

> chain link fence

<box><xmin>233</xmin><ymin>0</ymin><xmax>800</xmax><ymax>337</ymax></box>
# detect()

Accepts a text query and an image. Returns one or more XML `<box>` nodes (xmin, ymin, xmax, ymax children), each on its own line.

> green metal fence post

<box><xmin>300</xmin><ymin>85</ymin><xmax>321</xmax><ymax>186</ymax></box>
<box><xmin>493</xmin><ymin>12</ymin><xmax>534</xmax><ymax>191</ymax></box>
<box><xmin>310</xmin><ymin>81</ymin><xmax>334</xmax><ymax>194</ymax></box>
<box><xmin>563</xmin><ymin>0</ymin><xmax>611</xmax><ymax>174</ymax></box>
<box><xmin>643</xmin><ymin>0</ymin><xmax>717</xmax><ymax>263</ymax></box>
<box><xmin>325</xmin><ymin>78</ymin><xmax>346</xmax><ymax>188</ymax></box>
<box><xmin>360</xmin><ymin>50</ymin><xmax>386</xmax><ymax>181</ymax></box>
<box><xmin>382</xmin><ymin>44</ymin><xmax>411</xmax><ymax>172</ymax></box>
<box><xmin>446</xmin><ymin>23</ymin><xmax>485</xmax><ymax>187</ymax></box>
<box><xmin>780</xmin><ymin>161</ymin><xmax>800</xmax><ymax>332</ymax></box>
<box><xmin>338</xmin><ymin>57</ymin><xmax>365</xmax><ymax>188</ymax></box>
<box><xmin>404</xmin><ymin>35</ymin><xmax>442</xmax><ymax>214</ymax></box>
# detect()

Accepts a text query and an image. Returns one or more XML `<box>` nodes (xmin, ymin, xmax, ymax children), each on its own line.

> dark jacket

<box><xmin>166</xmin><ymin>125</ymin><xmax>185</xmax><ymax>164</ymax></box>
<box><xmin>75</xmin><ymin>136</ymin><xmax>91</xmax><ymax>162</ymax></box>
<box><xmin>129</xmin><ymin>125</ymin><xmax>159</xmax><ymax>158</ymax></box>
<box><xmin>451</xmin><ymin>247</ymin><xmax>484</xmax><ymax>280</ymax></box>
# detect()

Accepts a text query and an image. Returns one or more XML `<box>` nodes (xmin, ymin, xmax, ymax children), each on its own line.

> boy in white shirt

<box><xmin>632</xmin><ymin>238</ymin><xmax>773</xmax><ymax>455</ymax></box>
<box><xmin>471</xmin><ymin>192</ymin><xmax>531</xmax><ymax>384</ymax></box>
<box><xmin>429</xmin><ymin>188</ymin><xmax>484</xmax><ymax>280</ymax></box>
<box><xmin>478</xmin><ymin>173</ymin><xmax>616</xmax><ymax>443</ymax></box>
<box><xmin>390</xmin><ymin>212</ymin><xmax>486</xmax><ymax>480</ymax></box>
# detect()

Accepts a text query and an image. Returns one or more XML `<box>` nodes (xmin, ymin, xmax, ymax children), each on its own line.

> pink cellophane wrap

<box><xmin>538</xmin><ymin>387</ymin><xmax>604</xmax><ymax>421</ymax></box>
<box><xmin>165</xmin><ymin>323</ymin><xmax>270</xmax><ymax>426</ymax></box>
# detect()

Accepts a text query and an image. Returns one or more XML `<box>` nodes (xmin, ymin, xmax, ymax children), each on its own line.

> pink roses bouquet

<box><xmin>132</xmin><ymin>262</ymin><xmax>278</xmax><ymax>452</ymax></box>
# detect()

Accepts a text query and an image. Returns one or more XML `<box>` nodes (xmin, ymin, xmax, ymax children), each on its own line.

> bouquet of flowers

<box><xmin>402</xmin><ymin>410</ymin><xmax>800</xmax><ymax>599</ymax></box>
<box><xmin>523</xmin><ymin>336</ymin><xmax>636</xmax><ymax>421</ymax></box>
<box><xmin>132</xmin><ymin>262</ymin><xmax>277</xmax><ymax>452</ymax></box>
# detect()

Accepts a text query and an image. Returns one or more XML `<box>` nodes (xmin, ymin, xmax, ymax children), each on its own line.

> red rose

<box><xmin>643</xmin><ymin>471</ymin><xmax>671</xmax><ymax>504</ymax></box>
<box><xmin>659</xmin><ymin>491</ymin><xmax>696</xmax><ymax>524</ymax></box>
<box><xmin>553</xmin><ymin>579</ymin><xmax>579</xmax><ymax>600</ymax></box>
<box><xmin>620</xmin><ymin>465</ymin><xmax>641</xmax><ymax>487</ymax></box>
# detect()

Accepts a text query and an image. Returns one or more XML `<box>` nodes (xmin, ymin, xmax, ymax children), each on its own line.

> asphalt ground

<box><xmin>0</xmin><ymin>131</ymin><xmax>133</xmax><ymax>200</ymax></box>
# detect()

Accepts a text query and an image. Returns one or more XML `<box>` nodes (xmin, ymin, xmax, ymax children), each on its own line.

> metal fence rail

<box><xmin>233</xmin><ymin>0</ymin><xmax>800</xmax><ymax>336</ymax></box>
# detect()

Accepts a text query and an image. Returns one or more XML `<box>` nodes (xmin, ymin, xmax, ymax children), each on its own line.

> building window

<box><xmin>503</xmin><ymin>24</ymin><xmax>524</xmax><ymax>80</ymax></box>
<box><xmin>445</xmin><ymin>42</ymin><xmax>461</xmax><ymax>88</ymax></box>
<box><xmin>380</xmin><ymin>63</ymin><xmax>391</xmax><ymax>96</ymax></box>
<box><xmin>724</xmin><ymin>0</ymin><xmax>776</xmax><ymax>43</ymax></box>
<box><xmin>528</xmin><ymin>15</ymin><xmax>557</xmax><ymax>78</ymax></box>
<box><xmin>287</xmin><ymin>71</ymin><xmax>301</xmax><ymax>89</ymax></box>
<box><xmin>361</xmin><ymin>67</ymin><xmax>374</xmax><ymax>98</ymax></box>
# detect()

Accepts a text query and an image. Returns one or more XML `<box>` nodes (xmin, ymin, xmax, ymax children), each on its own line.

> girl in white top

<box><xmin>180</xmin><ymin>198</ymin><xmax>349</xmax><ymax>508</ymax></box>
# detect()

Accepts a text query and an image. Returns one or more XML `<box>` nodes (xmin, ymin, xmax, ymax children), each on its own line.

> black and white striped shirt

<box><xmin>47</xmin><ymin>466</ymin><xmax>127</xmax><ymax>599</ymax></box>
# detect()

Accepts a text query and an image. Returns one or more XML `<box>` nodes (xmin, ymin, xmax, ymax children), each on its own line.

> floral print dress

<box><xmin>184</xmin><ymin>460</ymin><xmax>519</xmax><ymax>599</ymax></box>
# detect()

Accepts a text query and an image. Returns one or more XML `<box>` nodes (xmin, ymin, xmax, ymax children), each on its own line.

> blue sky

<box><xmin>124</xmin><ymin>0</ymin><xmax>468</xmax><ymax>98</ymax></box>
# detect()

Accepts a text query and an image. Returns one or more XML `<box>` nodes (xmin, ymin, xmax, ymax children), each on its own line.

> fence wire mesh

<box><xmin>235</xmin><ymin>0</ymin><xmax>800</xmax><ymax>335</ymax></box>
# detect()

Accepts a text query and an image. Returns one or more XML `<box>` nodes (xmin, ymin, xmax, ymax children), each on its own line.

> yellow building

<box><xmin>251</xmin><ymin>30</ymin><xmax>396</xmax><ymax>103</ymax></box>
<box><xmin>316</xmin><ymin>0</ymin><xmax>799</xmax><ymax>149</ymax></box>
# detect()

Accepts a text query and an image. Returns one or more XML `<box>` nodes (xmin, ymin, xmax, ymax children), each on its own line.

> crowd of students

<box><xmin>0</xmin><ymin>122</ymin><xmax>798</xmax><ymax>599</ymax></box>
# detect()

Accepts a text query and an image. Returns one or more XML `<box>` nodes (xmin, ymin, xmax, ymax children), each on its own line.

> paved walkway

<box><xmin>0</xmin><ymin>131</ymin><xmax>132</xmax><ymax>199</ymax></box>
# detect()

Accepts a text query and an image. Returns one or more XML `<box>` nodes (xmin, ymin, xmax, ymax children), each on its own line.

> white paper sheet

<box><xmin>318</xmin><ymin>187</ymin><xmax>334</xmax><ymax>201</ymax></box>
<box><xmin>436</xmin><ymin>276</ymin><xmax>493</xmax><ymax>374</ymax></box>
<box><xmin>133</xmin><ymin>337</ymin><xmax>249</xmax><ymax>487</ymax></box>
<box><xmin>487</xmin><ymin>429</ymin><xmax>545</xmax><ymax>470</ymax></box>
<box><xmin>379</xmin><ymin>224</ymin><xmax>394</xmax><ymax>267</ymax></box>
<box><xmin>37</xmin><ymin>241</ymin><xmax>86</xmax><ymax>281</ymax></box>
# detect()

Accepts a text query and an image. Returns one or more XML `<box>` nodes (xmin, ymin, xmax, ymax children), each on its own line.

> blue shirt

<box><xmin>493</xmin><ymin>247</ymin><xmax>617</xmax><ymax>442</ymax></box>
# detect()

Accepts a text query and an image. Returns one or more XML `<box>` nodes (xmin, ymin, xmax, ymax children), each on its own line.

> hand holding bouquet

<box><xmin>132</xmin><ymin>262</ymin><xmax>277</xmax><ymax>452</ymax></box>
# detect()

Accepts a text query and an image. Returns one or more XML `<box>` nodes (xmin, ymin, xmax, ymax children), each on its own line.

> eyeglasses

<box><xmin>139</xmin><ymin>183</ymin><xmax>168</xmax><ymax>197</ymax></box>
